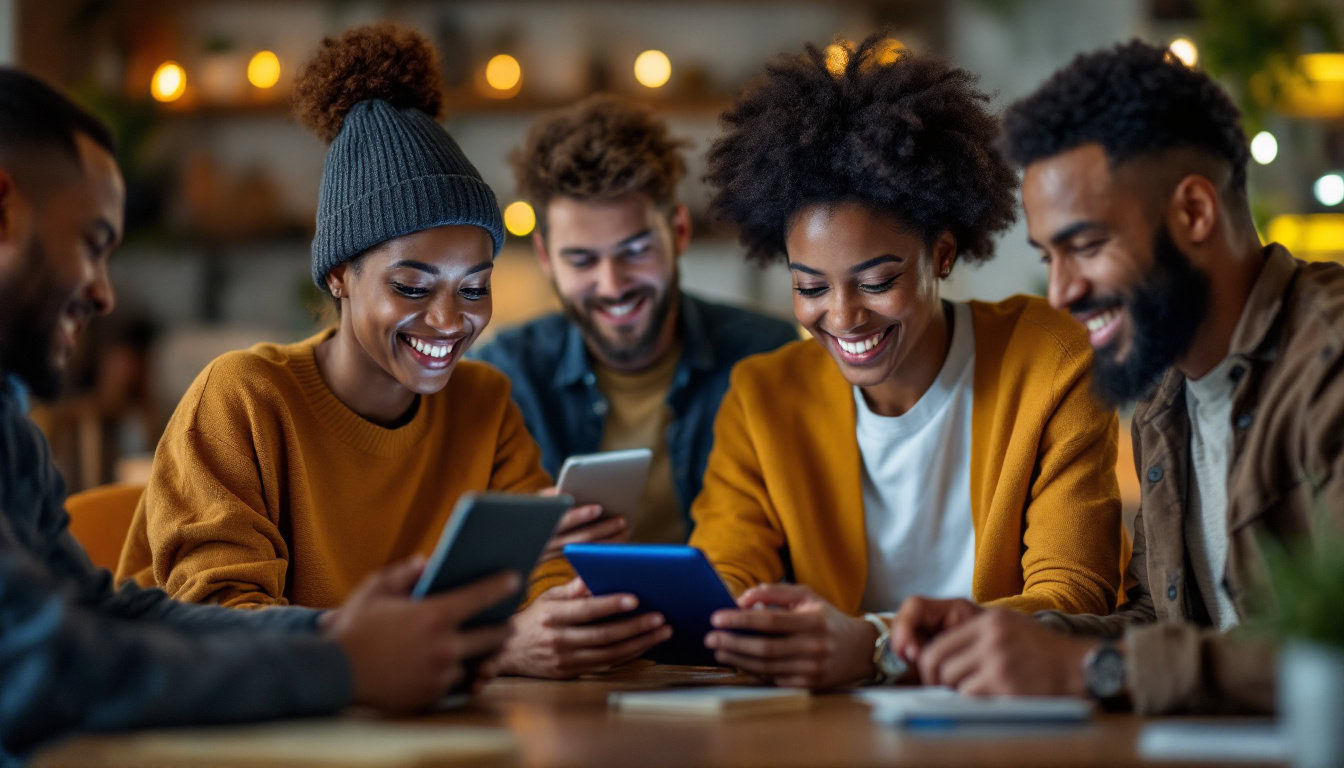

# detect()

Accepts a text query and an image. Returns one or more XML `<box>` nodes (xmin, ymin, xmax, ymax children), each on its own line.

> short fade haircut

<box><xmin>0</xmin><ymin>68</ymin><xmax>115</xmax><ymax>162</ymax></box>
<box><xmin>705</xmin><ymin>35</ymin><xmax>1017</xmax><ymax>266</ymax></box>
<box><xmin>511</xmin><ymin>94</ymin><xmax>687</xmax><ymax>228</ymax></box>
<box><xmin>1002</xmin><ymin>40</ymin><xmax>1249</xmax><ymax>192</ymax></box>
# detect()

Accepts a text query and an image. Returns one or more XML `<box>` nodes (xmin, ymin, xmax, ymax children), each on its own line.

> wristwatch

<box><xmin>1082</xmin><ymin>638</ymin><xmax>1126</xmax><ymax>701</ymax></box>
<box><xmin>863</xmin><ymin>612</ymin><xmax>908</xmax><ymax>684</ymax></box>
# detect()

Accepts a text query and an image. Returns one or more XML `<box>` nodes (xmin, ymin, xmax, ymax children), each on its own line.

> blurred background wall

<box><xmin>3</xmin><ymin>0</ymin><xmax>1342</xmax><ymax>511</ymax></box>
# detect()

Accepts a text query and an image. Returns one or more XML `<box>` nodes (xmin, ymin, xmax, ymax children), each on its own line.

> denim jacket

<box><xmin>472</xmin><ymin>293</ymin><xmax>797</xmax><ymax>530</ymax></box>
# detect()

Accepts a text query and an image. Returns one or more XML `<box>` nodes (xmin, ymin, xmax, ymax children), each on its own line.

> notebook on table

<box><xmin>857</xmin><ymin>687</ymin><xmax>1094</xmax><ymax>727</ymax></box>
<box><xmin>609</xmin><ymin>686</ymin><xmax>811</xmax><ymax>717</ymax></box>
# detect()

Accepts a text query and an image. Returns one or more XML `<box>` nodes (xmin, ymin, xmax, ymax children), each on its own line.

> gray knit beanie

<box><xmin>310</xmin><ymin>99</ymin><xmax>504</xmax><ymax>289</ymax></box>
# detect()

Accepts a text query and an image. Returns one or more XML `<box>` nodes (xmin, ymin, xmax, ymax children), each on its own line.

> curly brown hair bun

<box><xmin>293</xmin><ymin>22</ymin><xmax>445</xmax><ymax>143</ymax></box>
<box><xmin>511</xmin><ymin>94</ymin><xmax>688</xmax><ymax>221</ymax></box>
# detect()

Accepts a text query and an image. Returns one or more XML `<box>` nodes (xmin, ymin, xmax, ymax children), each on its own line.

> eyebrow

<box><xmin>388</xmin><ymin>259</ymin><xmax>492</xmax><ymax>276</ymax></box>
<box><xmin>1028</xmin><ymin>220</ymin><xmax>1105</xmax><ymax>249</ymax></box>
<box><xmin>789</xmin><ymin>254</ymin><xmax>904</xmax><ymax>276</ymax></box>
<box><xmin>559</xmin><ymin>229</ymin><xmax>655</xmax><ymax>257</ymax></box>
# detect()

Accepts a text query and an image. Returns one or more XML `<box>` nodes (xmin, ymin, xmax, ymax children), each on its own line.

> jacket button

<box><xmin>1147</xmin><ymin>466</ymin><xmax>1164</xmax><ymax>483</ymax></box>
<box><xmin>1236</xmin><ymin>412</ymin><xmax>1253</xmax><ymax>430</ymax></box>
<box><xmin>1167</xmin><ymin>585</ymin><xmax>1178</xmax><ymax>601</ymax></box>
<box><xmin>1229</xmin><ymin>364</ymin><xmax>1245</xmax><ymax>382</ymax></box>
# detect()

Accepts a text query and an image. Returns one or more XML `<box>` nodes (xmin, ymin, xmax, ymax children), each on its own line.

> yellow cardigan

<box><xmin>116</xmin><ymin>331</ymin><xmax>552</xmax><ymax>609</ymax></box>
<box><xmin>686</xmin><ymin>296</ymin><xmax>1124</xmax><ymax>616</ymax></box>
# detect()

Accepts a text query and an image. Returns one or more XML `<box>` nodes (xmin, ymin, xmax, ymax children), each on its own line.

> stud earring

<box><xmin>331</xmin><ymin>288</ymin><xmax>342</xmax><ymax>298</ymax></box>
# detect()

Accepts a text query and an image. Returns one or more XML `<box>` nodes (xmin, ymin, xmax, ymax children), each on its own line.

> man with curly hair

<box><xmin>691</xmin><ymin>37</ymin><xmax>1124</xmax><ymax>689</ymax></box>
<box><xmin>894</xmin><ymin>40</ymin><xmax>1344</xmax><ymax>715</ymax></box>
<box><xmin>472</xmin><ymin>96</ymin><xmax>796</xmax><ymax>555</ymax></box>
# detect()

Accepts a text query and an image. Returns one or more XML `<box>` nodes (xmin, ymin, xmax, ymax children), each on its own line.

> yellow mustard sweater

<box><xmin>686</xmin><ymin>296</ymin><xmax>1126</xmax><ymax>616</ymax></box>
<box><xmin>116</xmin><ymin>331</ymin><xmax>551</xmax><ymax>609</ymax></box>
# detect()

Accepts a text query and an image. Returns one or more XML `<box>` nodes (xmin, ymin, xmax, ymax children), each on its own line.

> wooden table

<box><xmin>35</xmin><ymin>663</ymin><xmax>1284</xmax><ymax>768</ymax></box>
<box><xmin>436</xmin><ymin>662</ymin><xmax>1281</xmax><ymax>768</ymax></box>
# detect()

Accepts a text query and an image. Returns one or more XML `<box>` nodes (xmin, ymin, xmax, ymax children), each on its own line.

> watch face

<box><xmin>1086</xmin><ymin>646</ymin><xmax>1126</xmax><ymax>699</ymax></box>
<box><xmin>879</xmin><ymin>645</ymin><xmax>909</xmax><ymax>682</ymax></box>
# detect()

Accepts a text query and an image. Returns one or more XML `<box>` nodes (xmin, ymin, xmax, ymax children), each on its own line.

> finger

<box><xmin>424</xmin><ymin>570</ymin><xmax>522</xmax><ymax>625</ymax></box>
<box><xmin>891</xmin><ymin>595</ymin><xmax>940</xmax><ymax>660</ymax></box>
<box><xmin>558</xmin><ymin>611</ymin><xmax>664</xmax><ymax>648</ymax></box>
<box><xmin>550</xmin><ymin>516</ymin><xmax>627</xmax><ymax>548</ymax></box>
<box><xmin>712</xmin><ymin>649</ymin><xmax>824</xmax><ymax>679</ymax></box>
<box><xmin>917</xmin><ymin>620</ymin><xmax>982</xmax><ymax>687</ymax></box>
<box><xmin>444</xmin><ymin>623</ymin><xmax>515</xmax><ymax>661</ymax></box>
<box><xmin>709</xmin><ymin>608</ymin><xmax>824</xmax><ymax>635</ymax></box>
<box><xmin>547</xmin><ymin>593</ymin><xmax>640</xmax><ymax>625</ymax></box>
<box><xmin>538</xmin><ymin>486</ymin><xmax>559</xmax><ymax>497</ymax></box>
<box><xmin>704</xmin><ymin>629</ymin><xmax>828</xmax><ymax>660</ymax></box>
<box><xmin>373</xmin><ymin>555</ymin><xmax>429</xmax><ymax>596</ymax></box>
<box><xmin>737</xmin><ymin>583</ymin><xmax>813</xmax><ymax>609</ymax></box>
<box><xmin>552</xmin><ymin>504</ymin><xmax>603</xmax><ymax>535</ymax></box>
<box><xmin>542</xmin><ymin>577</ymin><xmax>590</xmax><ymax>601</ymax></box>
<box><xmin>560</xmin><ymin>625</ymin><xmax>673</xmax><ymax>671</ymax></box>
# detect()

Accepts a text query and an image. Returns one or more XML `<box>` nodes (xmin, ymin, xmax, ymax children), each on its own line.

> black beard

<box><xmin>560</xmin><ymin>281</ymin><xmax>678</xmax><ymax>369</ymax></box>
<box><xmin>0</xmin><ymin>236</ymin><xmax>77</xmax><ymax>401</ymax></box>
<box><xmin>1083</xmin><ymin>223</ymin><xmax>1211</xmax><ymax>406</ymax></box>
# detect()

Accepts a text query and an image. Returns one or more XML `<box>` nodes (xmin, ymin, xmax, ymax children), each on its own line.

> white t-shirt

<box><xmin>857</xmin><ymin>301</ymin><xmax>977</xmax><ymax>613</ymax></box>
<box><xmin>1184</xmin><ymin>355</ymin><xmax>1241</xmax><ymax>630</ymax></box>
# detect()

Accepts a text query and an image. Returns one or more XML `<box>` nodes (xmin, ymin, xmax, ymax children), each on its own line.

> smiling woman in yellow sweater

<box><xmin>689</xmin><ymin>37</ymin><xmax>1124</xmax><ymax>689</ymax></box>
<box><xmin>115</xmin><ymin>24</ymin><xmax>671</xmax><ymax>680</ymax></box>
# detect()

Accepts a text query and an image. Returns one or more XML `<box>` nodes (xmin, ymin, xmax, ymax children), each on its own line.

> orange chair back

<box><xmin>65</xmin><ymin>483</ymin><xmax>144</xmax><ymax>571</ymax></box>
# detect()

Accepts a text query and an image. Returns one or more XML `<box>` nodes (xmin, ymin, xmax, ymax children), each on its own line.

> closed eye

<box><xmin>860</xmin><ymin>276</ymin><xmax>896</xmax><ymax>293</ymax></box>
<box><xmin>390</xmin><ymin>282</ymin><xmax>429</xmax><ymax>298</ymax></box>
<box><xmin>794</xmin><ymin>284</ymin><xmax>827</xmax><ymax>298</ymax></box>
<box><xmin>459</xmin><ymin>284</ymin><xmax>490</xmax><ymax>300</ymax></box>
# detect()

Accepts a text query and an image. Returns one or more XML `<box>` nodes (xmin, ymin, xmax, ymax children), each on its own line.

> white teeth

<box><xmin>404</xmin><ymin>335</ymin><xmax>452</xmax><ymax>359</ymax></box>
<box><xmin>605</xmin><ymin>301</ymin><xmax>637</xmax><ymax>318</ymax></box>
<box><xmin>836</xmin><ymin>331</ymin><xmax>884</xmax><ymax>355</ymax></box>
<box><xmin>1085</xmin><ymin>310</ymin><xmax>1120</xmax><ymax>333</ymax></box>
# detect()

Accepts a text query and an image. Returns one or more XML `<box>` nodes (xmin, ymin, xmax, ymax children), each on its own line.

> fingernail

<box><xmin>650</xmin><ymin>614</ymin><xmax>665</xmax><ymax>627</ymax></box>
<box><xmin>620</xmin><ymin>596</ymin><xmax>637</xmax><ymax>610</ymax></box>
<box><xmin>705</xmin><ymin>633</ymin><xmax>718</xmax><ymax>648</ymax></box>
<box><xmin>660</xmin><ymin>626</ymin><xmax>673</xmax><ymax>639</ymax></box>
<box><xmin>710</xmin><ymin>614</ymin><xmax>727</xmax><ymax>628</ymax></box>
<box><xmin>585</xmin><ymin>506</ymin><xmax>601</xmax><ymax>519</ymax></box>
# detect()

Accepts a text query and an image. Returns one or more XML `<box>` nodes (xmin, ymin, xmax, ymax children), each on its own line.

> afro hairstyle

<box><xmin>1002</xmin><ymin>39</ymin><xmax>1249</xmax><ymax>191</ymax></box>
<box><xmin>705</xmin><ymin>34</ymin><xmax>1017</xmax><ymax>266</ymax></box>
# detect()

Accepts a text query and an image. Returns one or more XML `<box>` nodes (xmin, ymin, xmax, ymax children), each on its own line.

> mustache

<box><xmin>1066</xmin><ymin>294</ymin><xmax>1124</xmax><ymax>316</ymax></box>
<box><xmin>585</xmin><ymin>288</ymin><xmax>653</xmax><ymax>311</ymax></box>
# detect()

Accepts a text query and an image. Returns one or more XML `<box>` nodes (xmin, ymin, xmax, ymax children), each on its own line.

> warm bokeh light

<box><xmin>247</xmin><ymin>50</ymin><xmax>281</xmax><ymax>89</ymax></box>
<box><xmin>151</xmin><ymin>61</ymin><xmax>186</xmax><ymax>102</ymax></box>
<box><xmin>1267</xmin><ymin>214</ymin><xmax>1344</xmax><ymax>262</ymax></box>
<box><xmin>1168</xmin><ymin>37</ymin><xmax>1198</xmax><ymax>68</ymax></box>
<box><xmin>1250</xmin><ymin>131</ymin><xmax>1278</xmax><ymax>165</ymax></box>
<box><xmin>504</xmin><ymin>201</ymin><xmax>536</xmax><ymax>237</ymax></box>
<box><xmin>633</xmin><ymin>49</ymin><xmax>672</xmax><ymax>88</ymax></box>
<box><xmin>1315</xmin><ymin>173</ymin><xmax>1344</xmax><ymax>207</ymax></box>
<box><xmin>876</xmin><ymin>37</ymin><xmax>905</xmax><ymax>66</ymax></box>
<box><xmin>485</xmin><ymin>54</ymin><xmax>522</xmax><ymax>92</ymax></box>
<box><xmin>824</xmin><ymin>42</ymin><xmax>850</xmax><ymax>76</ymax></box>
<box><xmin>1302</xmin><ymin>52</ymin><xmax>1344</xmax><ymax>82</ymax></box>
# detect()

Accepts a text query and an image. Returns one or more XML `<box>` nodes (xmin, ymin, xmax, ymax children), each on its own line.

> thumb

<box><xmin>379</xmin><ymin>555</ymin><xmax>428</xmax><ymax>596</ymax></box>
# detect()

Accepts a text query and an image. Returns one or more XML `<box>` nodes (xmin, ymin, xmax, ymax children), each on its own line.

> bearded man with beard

<box><xmin>886</xmin><ymin>41</ymin><xmax>1344</xmax><ymax>715</ymax></box>
<box><xmin>473</xmin><ymin>96</ymin><xmax>796</xmax><ymax>576</ymax></box>
<box><xmin>0</xmin><ymin>68</ymin><xmax>543</xmax><ymax>765</ymax></box>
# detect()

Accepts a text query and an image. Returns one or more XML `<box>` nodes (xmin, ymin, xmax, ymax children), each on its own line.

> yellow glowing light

<box><xmin>1267</xmin><ymin>214</ymin><xmax>1344</xmax><ymax>263</ymax></box>
<box><xmin>485</xmin><ymin>54</ymin><xmax>522</xmax><ymax>92</ymax></box>
<box><xmin>1302</xmin><ymin>53</ymin><xmax>1344</xmax><ymax>82</ymax></box>
<box><xmin>824</xmin><ymin>42</ymin><xmax>850</xmax><ymax>77</ymax></box>
<box><xmin>503</xmin><ymin>201</ymin><xmax>536</xmax><ymax>237</ymax></box>
<box><xmin>151</xmin><ymin>61</ymin><xmax>187</xmax><ymax>102</ymax></box>
<box><xmin>633</xmin><ymin>49</ymin><xmax>672</xmax><ymax>89</ymax></box>
<box><xmin>247</xmin><ymin>50</ymin><xmax>281</xmax><ymax>89</ymax></box>
<box><xmin>1168</xmin><ymin>37</ymin><xmax>1198</xmax><ymax>68</ymax></box>
<box><xmin>876</xmin><ymin>37</ymin><xmax>905</xmax><ymax>66</ymax></box>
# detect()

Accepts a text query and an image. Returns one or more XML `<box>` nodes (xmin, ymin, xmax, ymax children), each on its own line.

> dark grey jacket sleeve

<box><xmin>0</xmin><ymin>390</ymin><xmax>351</xmax><ymax>762</ymax></box>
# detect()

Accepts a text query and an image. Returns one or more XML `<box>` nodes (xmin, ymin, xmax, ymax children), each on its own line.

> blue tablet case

<box><xmin>563</xmin><ymin>543</ymin><xmax>738</xmax><ymax>666</ymax></box>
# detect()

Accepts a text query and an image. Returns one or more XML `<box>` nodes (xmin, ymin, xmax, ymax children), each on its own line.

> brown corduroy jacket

<box><xmin>1038</xmin><ymin>244</ymin><xmax>1344</xmax><ymax>714</ymax></box>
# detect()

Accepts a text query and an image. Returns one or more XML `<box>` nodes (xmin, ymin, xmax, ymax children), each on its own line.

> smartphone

<box><xmin>555</xmin><ymin>448</ymin><xmax>652</xmax><ymax>520</ymax></box>
<box><xmin>412</xmin><ymin>491</ymin><xmax>572</xmax><ymax>626</ymax></box>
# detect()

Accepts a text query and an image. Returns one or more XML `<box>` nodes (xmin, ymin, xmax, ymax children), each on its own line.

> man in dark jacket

<box><xmin>0</xmin><ymin>68</ymin><xmax>518</xmax><ymax>765</ymax></box>
<box><xmin>888</xmin><ymin>40</ymin><xmax>1344</xmax><ymax>714</ymax></box>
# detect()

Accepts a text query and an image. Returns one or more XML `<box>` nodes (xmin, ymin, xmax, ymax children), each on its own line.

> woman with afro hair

<box><xmin>117</xmin><ymin>24</ymin><xmax>669</xmax><ymax>683</ymax></box>
<box><xmin>691</xmin><ymin>36</ymin><xmax>1125</xmax><ymax>688</ymax></box>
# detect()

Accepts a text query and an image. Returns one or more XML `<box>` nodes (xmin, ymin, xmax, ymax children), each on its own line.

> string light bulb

<box><xmin>634</xmin><ymin>50</ymin><xmax>672</xmax><ymax>88</ymax></box>
<box><xmin>151</xmin><ymin>61</ymin><xmax>187</xmax><ymax>102</ymax></box>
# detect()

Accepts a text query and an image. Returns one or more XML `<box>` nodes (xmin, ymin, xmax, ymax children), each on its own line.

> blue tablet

<box><xmin>562</xmin><ymin>543</ymin><xmax>739</xmax><ymax>667</ymax></box>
